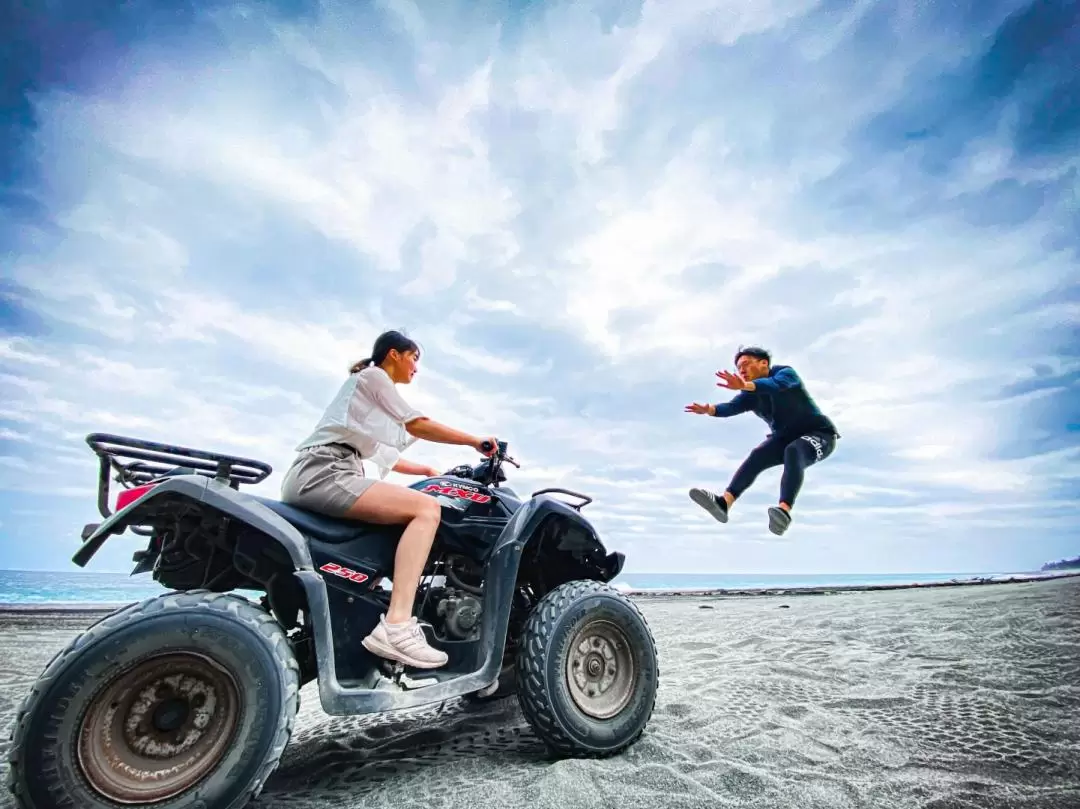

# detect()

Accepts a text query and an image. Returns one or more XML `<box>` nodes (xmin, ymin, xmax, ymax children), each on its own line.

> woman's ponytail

<box><xmin>348</xmin><ymin>330</ymin><xmax>420</xmax><ymax>376</ymax></box>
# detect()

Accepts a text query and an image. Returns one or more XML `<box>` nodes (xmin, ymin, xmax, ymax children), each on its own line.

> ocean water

<box><xmin>615</xmin><ymin>571</ymin><xmax>1046</xmax><ymax>591</ymax></box>
<box><xmin>0</xmin><ymin>568</ymin><xmax>1052</xmax><ymax>607</ymax></box>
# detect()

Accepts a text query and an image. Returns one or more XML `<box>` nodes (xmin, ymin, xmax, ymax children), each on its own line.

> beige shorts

<box><xmin>280</xmin><ymin>443</ymin><xmax>376</xmax><ymax>517</ymax></box>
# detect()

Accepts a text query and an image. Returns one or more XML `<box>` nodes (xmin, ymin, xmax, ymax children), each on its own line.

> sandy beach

<box><xmin>1</xmin><ymin>575</ymin><xmax>1077</xmax><ymax>809</ymax></box>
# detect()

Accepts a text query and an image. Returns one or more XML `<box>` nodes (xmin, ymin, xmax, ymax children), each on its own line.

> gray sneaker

<box><xmin>689</xmin><ymin>488</ymin><xmax>729</xmax><ymax>523</ymax></box>
<box><xmin>767</xmin><ymin>506</ymin><xmax>792</xmax><ymax>536</ymax></box>
<box><xmin>362</xmin><ymin>615</ymin><xmax>448</xmax><ymax>669</ymax></box>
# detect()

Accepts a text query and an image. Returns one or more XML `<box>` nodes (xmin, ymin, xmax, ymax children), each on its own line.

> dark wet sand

<box><xmin>1</xmin><ymin>576</ymin><xmax>1078</xmax><ymax>809</ymax></box>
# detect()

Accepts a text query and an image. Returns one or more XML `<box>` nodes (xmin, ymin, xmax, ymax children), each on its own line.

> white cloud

<box><xmin>0</xmin><ymin>338</ymin><xmax>62</xmax><ymax>368</ymax></box>
<box><xmin>1</xmin><ymin>0</ymin><xmax>1076</xmax><ymax>575</ymax></box>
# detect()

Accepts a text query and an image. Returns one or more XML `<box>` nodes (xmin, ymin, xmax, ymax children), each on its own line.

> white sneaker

<box><xmin>362</xmin><ymin>615</ymin><xmax>448</xmax><ymax>669</ymax></box>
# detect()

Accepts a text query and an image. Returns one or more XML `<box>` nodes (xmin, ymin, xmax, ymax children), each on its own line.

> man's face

<box><xmin>736</xmin><ymin>354</ymin><xmax>769</xmax><ymax>381</ymax></box>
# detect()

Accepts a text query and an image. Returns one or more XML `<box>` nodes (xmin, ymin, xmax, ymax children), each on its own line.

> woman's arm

<box><xmin>363</xmin><ymin>370</ymin><xmax>488</xmax><ymax>451</ymax></box>
<box><xmin>404</xmin><ymin>416</ymin><xmax>484</xmax><ymax>449</ymax></box>
<box><xmin>360</xmin><ymin>370</ymin><xmax>493</xmax><ymax>453</ymax></box>
<box><xmin>392</xmin><ymin>457</ymin><xmax>440</xmax><ymax>477</ymax></box>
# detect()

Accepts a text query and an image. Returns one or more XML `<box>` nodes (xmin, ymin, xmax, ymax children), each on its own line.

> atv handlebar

<box><xmin>448</xmin><ymin>441</ymin><xmax>592</xmax><ymax>509</ymax></box>
<box><xmin>479</xmin><ymin>439</ymin><xmax>520</xmax><ymax>469</ymax></box>
<box><xmin>446</xmin><ymin>439</ymin><xmax>519</xmax><ymax>486</ymax></box>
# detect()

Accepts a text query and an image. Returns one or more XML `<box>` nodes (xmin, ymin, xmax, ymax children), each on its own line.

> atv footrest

<box><xmin>377</xmin><ymin>660</ymin><xmax>439</xmax><ymax>691</ymax></box>
<box><xmin>379</xmin><ymin>660</ymin><xmax>405</xmax><ymax>678</ymax></box>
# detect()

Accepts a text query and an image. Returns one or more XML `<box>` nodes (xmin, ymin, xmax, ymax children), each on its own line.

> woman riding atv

<box><xmin>281</xmin><ymin>329</ymin><xmax>497</xmax><ymax>669</ymax></box>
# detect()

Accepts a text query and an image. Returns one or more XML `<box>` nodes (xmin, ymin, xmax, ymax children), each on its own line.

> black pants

<box><xmin>726</xmin><ymin>430</ymin><xmax>837</xmax><ymax>506</ymax></box>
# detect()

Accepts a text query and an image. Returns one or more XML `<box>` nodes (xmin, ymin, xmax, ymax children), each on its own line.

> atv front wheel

<box><xmin>6</xmin><ymin>590</ymin><xmax>299</xmax><ymax>809</ymax></box>
<box><xmin>516</xmin><ymin>580</ymin><xmax>658</xmax><ymax>757</ymax></box>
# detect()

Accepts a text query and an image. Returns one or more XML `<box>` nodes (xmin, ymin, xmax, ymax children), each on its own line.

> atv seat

<box><xmin>253</xmin><ymin>497</ymin><xmax>373</xmax><ymax>544</ymax></box>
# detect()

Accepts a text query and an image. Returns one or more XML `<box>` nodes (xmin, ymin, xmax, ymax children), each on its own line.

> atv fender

<box><xmin>72</xmin><ymin>475</ymin><xmax>314</xmax><ymax>571</ymax></box>
<box><xmin>492</xmin><ymin>493</ymin><xmax>624</xmax><ymax>581</ymax></box>
<box><xmin>474</xmin><ymin>494</ymin><xmax>624</xmax><ymax>672</ymax></box>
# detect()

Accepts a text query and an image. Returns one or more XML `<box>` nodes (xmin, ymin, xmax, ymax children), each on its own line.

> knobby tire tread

<box><xmin>6</xmin><ymin>589</ymin><xmax>300</xmax><ymax>809</ymax></box>
<box><xmin>515</xmin><ymin>579</ymin><xmax>658</xmax><ymax>758</ymax></box>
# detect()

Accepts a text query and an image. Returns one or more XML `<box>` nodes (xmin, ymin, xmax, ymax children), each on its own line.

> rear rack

<box><xmin>86</xmin><ymin>432</ymin><xmax>274</xmax><ymax>522</ymax></box>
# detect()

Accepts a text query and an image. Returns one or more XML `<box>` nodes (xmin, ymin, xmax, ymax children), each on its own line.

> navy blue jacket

<box><xmin>713</xmin><ymin>364</ymin><xmax>837</xmax><ymax>439</ymax></box>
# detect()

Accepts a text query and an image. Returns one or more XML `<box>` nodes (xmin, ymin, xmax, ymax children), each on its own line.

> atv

<box><xmin>6</xmin><ymin>433</ymin><xmax>659</xmax><ymax>809</ymax></box>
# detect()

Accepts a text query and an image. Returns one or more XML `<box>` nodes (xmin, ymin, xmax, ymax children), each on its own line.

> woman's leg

<box><xmin>345</xmin><ymin>482</ymin><xmax>448</xmax><ymax>668</ymax></box>
<box><xmin>343</xmin><ymin>482</ymin><xmax>441</xmax><ymax>623</ymax></box>
<box><xmin>280</xmin><ymin>446</ymin><xmax>448</xmax><ymax>667</ymax></box>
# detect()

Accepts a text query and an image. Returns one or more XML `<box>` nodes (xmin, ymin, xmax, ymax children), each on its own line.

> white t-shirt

<box><xmin>296</xmin><ymin>366</ymin><xmax>424</xmax><ymax>477</ymax></box>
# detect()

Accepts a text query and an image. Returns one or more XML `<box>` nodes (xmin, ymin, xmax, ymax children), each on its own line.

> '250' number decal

<box><xmin>319</xmin><ymin>562</ymin><xmax>369</xmax><ymax>584</ymax></box>
<box><xmin>423</xmin><ymin>483</ymin><xmax>492</xmax><ymax>503</ymax></box>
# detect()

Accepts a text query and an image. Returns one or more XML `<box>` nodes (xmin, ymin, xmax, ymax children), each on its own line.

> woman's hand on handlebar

<box><xmin>474</xmin><ymin>436</ymin><xmax>499</xmax><ymax>457</ymax></box>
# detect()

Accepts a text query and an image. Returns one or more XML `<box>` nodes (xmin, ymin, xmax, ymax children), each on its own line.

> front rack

<box><xmin>530</xmin><ymin>487</ymin><xmax>593</xmax><ymax>511</ymax></box>
<box><xmin>85</xmin><ymin>432</ymin><xmax>274</xmax><ymax>522</ymax></box>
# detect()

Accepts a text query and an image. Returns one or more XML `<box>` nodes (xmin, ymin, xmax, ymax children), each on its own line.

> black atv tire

<box><xmin>515</xmin><ymin>579</ymin><xmax>658</xmax><ymax>757</ymax></box>
<box><xmin>6</xmin><ymin>590</ymin><xmax>300</xmax><ymax>809</ymax></box>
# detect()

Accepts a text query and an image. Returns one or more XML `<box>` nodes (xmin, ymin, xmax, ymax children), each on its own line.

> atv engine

<box><xmin>434</xmin><ymin>590</ymin><xmax>482</xmax><ymax>640</ymax></box>
<box><xmin>422</xmin><ymin>554</ymin><xmax>484</xmax><ymax>641</ymax></box>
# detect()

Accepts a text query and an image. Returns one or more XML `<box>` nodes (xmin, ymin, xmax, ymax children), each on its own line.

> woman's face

<box><xmin>386</xmin><ymin>349</ymin><xmax>420</xmax><ymax>384</ymax></box>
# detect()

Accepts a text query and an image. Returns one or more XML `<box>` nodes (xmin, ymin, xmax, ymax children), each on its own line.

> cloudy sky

<box><xmin>1</xmin><ymin>0</ymin><xmax>1077</xmax><ymax>577</ymax></box>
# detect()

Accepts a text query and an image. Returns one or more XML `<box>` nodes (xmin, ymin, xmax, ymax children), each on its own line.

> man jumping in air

<box><xmin>684</xmin><ymin>346</ymin><xmax>839</xmax><ymax>536</ymax></box>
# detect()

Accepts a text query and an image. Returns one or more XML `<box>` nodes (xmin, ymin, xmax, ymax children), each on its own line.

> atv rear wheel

<box><xmin>6</xmin><ymin>590</ymin><xmax>299</xmax><ymax>809</ymax></box>
<box><xmin>515</xmin><ymin>580</ymin><xmax>658</xmax><ymax>757</ymax></box>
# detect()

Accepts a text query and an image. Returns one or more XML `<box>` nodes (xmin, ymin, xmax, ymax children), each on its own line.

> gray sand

<box><xmin>0</xmin><ymin>577</ymin><xmax>1078</xmax><ymax>809</ymax></box>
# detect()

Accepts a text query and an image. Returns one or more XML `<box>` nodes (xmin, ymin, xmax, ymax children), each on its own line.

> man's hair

<box><xmin>734</xmin><ymin>345</ymin><xmax>771</xmax><ymax>365</ymax></box>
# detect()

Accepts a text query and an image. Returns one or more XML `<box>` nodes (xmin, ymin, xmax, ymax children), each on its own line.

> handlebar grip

<box><xmin>480</xmin><ymin>440</ymin><xmax>495</xmax><ymax>453</ymax></box>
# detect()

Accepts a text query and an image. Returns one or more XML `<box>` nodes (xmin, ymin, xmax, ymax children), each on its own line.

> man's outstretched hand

<box><xmin>716</xmin><ymin>370</ymin><xmax>750</xmax><ymax>391</ymax></box>
<box><xmin>685</xmin><ymin>402</ymin><xmax>716</xmax><ymax>416</ymax></box>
